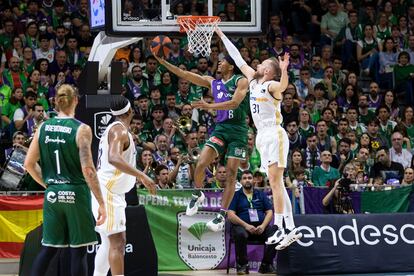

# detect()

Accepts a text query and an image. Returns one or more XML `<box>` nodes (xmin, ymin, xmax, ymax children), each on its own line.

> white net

<box><xmin>178</xmin><ymin>16</ymin><xmax>221</xmax><ymax>57</ymax></box>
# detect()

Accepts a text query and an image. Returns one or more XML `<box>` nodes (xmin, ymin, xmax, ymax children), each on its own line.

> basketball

<box><xmin>150</xmin><ymin>35</ymin><xmax>172</xmax><ymax>58</ymax></box>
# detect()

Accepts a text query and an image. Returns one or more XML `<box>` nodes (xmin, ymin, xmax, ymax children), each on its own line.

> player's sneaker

<box><xmin>275</xmin><ymin>228</ymin><xmax>303</xmax><ymax>250</ymax></box>
<box><xmin>186</xmin><ymin>191</ymin><xmax>205</xmax><ymax>216</ymax></box>
<box><xmin>265</xmin><ymin>227</ymin><xmax>285</xmax><ymax>245</ymax></box>
<box><xmin>206</xmin><ymin>213</ymin><xmax>225</xmax><ymax>232</ymax></box>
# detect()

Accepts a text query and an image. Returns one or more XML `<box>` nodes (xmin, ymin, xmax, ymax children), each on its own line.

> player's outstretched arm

<box><xmin>24</xmin><ymin>128</ymin><xmax>47</xmax><ymax>189</ymax></box>
<box><xmin>268</xmin><ymin>52</ymin><xmax>290</xmax><ymax>99</ymax></box>
<box><xmin>107</xmin><ymin>124</ymin><xmax>157</xmax><ymax>195</ymax></box>
<box><xmin>77</xmin><ymin>124</ymin><xmax>106</xmax><ymax>225</ymax></box>
<box><xmin>192</xmin><ymin>77</ymin><xmax>249</xmax><ymax>110</ymax></box>
<box><xmin>215</xmin><ymin>27</ymin><xmax>255</xmax><ymax>81</ymax></box>
<box><xmin>153</xmin><ymin>54</ymin><xmax>212</xmax><ymax>89</ymax></box>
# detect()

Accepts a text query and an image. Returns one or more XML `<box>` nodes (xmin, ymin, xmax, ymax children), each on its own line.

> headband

<box><xmin>110</xmin><ymin>101</ymin><xmax>131</xmax><ymax>116</ymax></box>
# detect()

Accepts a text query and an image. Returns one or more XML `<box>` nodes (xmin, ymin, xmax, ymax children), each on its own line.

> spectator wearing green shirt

<box><xmin>175</xmin><ymin>78</ymin><xmax>198</xmax><ymax>108</ymax></box>
<box><xmin>1</xmin><ymin>87</ymin><xmax>23</xmax><ymax>127</ymax></box>
<box><xmin>0</xmin><ymin>19</ymin><xmax>16</xmax><ymax>51</ymax></box>
<box><xmin>0</xmin><ymin>82</ymin><xmax>12</xmax><ymax>108</ymax></box>
<box><xmin>320</xmin><ymin>0</ymin><xmax>349</xmax><ymax>46</ymax></box>
<box><xmin>23</xmin><ymin>69</ymin><xmax>49</xmax><ymax>110</ymax></box>
<box><xmin>393</xmin><ymin>51</ymin><xmax>414</xmax><ymax>105</ymax></box>
<box><xmin>312</xmin><ymin>150</ymin><xmax>340</xmax><ymax>187</ymax></box>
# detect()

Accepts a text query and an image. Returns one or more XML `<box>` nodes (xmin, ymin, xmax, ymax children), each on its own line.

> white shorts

<box><xmin>256</xmin><ymin>126</ymin><xmax>289</xmax><ymax>174</ymax></box>
<box><xmin>91</xmin><ymin>186</ymin><xmax>126</xmax><ymax>236</ymax></box>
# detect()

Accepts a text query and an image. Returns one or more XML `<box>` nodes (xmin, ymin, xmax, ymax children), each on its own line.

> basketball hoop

<box><xmin>177</xmin><ymin>16</ymin><xmax>221</xmax><ymax>57</ymax></box>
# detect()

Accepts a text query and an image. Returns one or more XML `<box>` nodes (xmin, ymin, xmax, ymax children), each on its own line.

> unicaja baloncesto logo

<box><xmin>177</xmin><ymin>212</ymin><xmax>225</xmax><ymax>270</ymax></box>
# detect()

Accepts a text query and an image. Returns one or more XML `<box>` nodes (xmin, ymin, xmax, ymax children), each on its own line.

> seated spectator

<box><xmin>322</xmin><ymin>162</ymin><xmax>356</xmax><ymax>214</ymax></box>
<box><xmin>321</xmin><ymin>107</ymin><xmax>337</xmax><ymax>136</ymax></box>
<box><xmin>228</xmin><ymin>170</ymin><xmax>276</xmax><ymax>275</ymax></box>
<box><xmin>35</xmin><ymin>58</ymin><xmax>53</xmax><ymax>87</ymax></box>
<box><xmin>298</xmin><ymin>109</ymin><xmax>315</xmax><ymax>140</ymax></box>
<box><xmin>153</xmin><ymin>134</ymin><xmax>174</xmax><ymax>169</ymax></box>
<box><xmin>303</xmin><ymin>133</ymin><xmax>321</xmax><ymax>174</ymax></box>
<box><xmin>320</xmin><ymin>0</ymin><xmax>348</xmax><ymax>47</ymax></box>
<box><xmin>354</xmin><ymin>146</ymin><xmax>372</xmax><ymax>176</ymax></box>
<box><xmin>337</xmin><ymin>84</ymin><xmax>358</xmax><ymax>113</ymax></box>
<box><xmin>357</xmin><ymin>24</ymin><xmax>381</xmax><ymax>77</ymax></box>
<box><xmin>313</xmin><ymin>83</ymin><xmax>329</xmax><ymax>111</ymax></box>
<box><xmin>23</xmin><ymin>69</ymin><xmax>49</xmax><ymax>110</ymax></box>
<box><xmin>1</xmin><ymin>87</ymin><xmax>23</xmax><ymax>131</ymax></box>
<box><xmin>293</xmin><ymin>66</ymin><xmax>318</xmax><ymax>102</ymax></box>
<box><xmin>4</xmin><ymin>131</ymin><xmax>27</xmax><ymax>161</ymax></box>
<box><xmin>369</xmin><ymin>147</ymin><xmax>404</xmax><ymax>184</ymax></box>
<box><xmin>382</xmin><ymin>90</ymin><xmax>400</xmax><ymax>121</ymax></box>
<box><xmin>34</xmin><ymin>34</ymin><xmax>54</xmax><ymax>62</ymax></box>
<box><xmin>312</xmin><ymin>150</ymin><xmax>340</xmax><ymax>187</ymax></box>
<box><xmin>303</xmin><ymin>95</ymin><xmax>320</xmax><ymax>124</ymax></box>
<box><xmin>367</xmin><ymin>82</ymin><xmax>382</xmax><ymax>112</ymax></box>
<box><xmin>357</xmin><ymin>95</ymin><xmax>375</xmax><ymax>127</ymax></box>
<box><xmin>366</xmin><ymin>118</ymin><xmax>389</xmax><ymax>150</ymax></box>
<box><xmin>49</xmin><ymin>50</ymin><xmax>70</xmax><ymax>76</ymax></box>
<box><xmin>2</xmin><ymin>56</ymin><xmax>27</xmax><ymax>89</ymax></box>
<box><xmin>21</xmin><ymin>47</ymin><xmax>35</xmax><ymax>74</ymax></box>
<box><xmin>316</xmin><ymin>120</ymin><xmax>337</xmax><ymax>154</ymax></box>
<box><xmin>137</xmin><ymin>149</ymin><xmax>156</xmax><ymax>181</ymax></box>
<box><xmin>205</xmin><ymin>164</ymin><xmax>227</xmax><ymax>189</ymax></box>
<box><xmin>389</xmin><ymin>131</ymin><xmax>412</xmax><ymax>169</ymax></box>
<box><xmin>134</xmin><ymin>94</ymin><xmax>151</xmax><ymax>122</ymax></box>
<box><xmin>253</xmin><ymin>170</ymin><xmax>266</xmax><ymax>188</ymax></box>
<box><xmin>155</xmin><ymin>164</ymin><xmax>172</xmax><ymax>189</ymax></box>
<box><xmin>393</xmin><ymin>51</ymin><xmax>414</xmax><ymax>105</ymax></box>
<box><xmin>144</xmin><ymin>104</ymin><xmax>165</xmax><ymax>138</ymax></box>
<box><xmin>281</xmin><ymin>92</ymin><xmax>299</xmax><ymax>125</ymax></box>
<box><xmin>332</xmin><ymin>138</ymin><xmax>354</xmax><ymax>172</ymax></box>
<box><xmin>317</xmin><ymin>66</ymin><xmax>340</xmax><ymax>100</ymax></box>
<box><xmin>401</xmin><ymin>106</ymin><xmax>414</xmax><ymax>146</ymax></box>
<box><xmin>401</xmin><ymin>167</ymin><xmax>414</xmax><ymax>186</ymax></box>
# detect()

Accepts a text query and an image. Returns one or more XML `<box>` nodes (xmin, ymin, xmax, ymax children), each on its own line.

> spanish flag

<box><xmin>0</xmin><ymin>196</ymin><xmax>43</xmax><ymax>258</ymax></box>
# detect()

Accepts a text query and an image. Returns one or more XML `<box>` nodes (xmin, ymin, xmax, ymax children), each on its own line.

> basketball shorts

<box><xmin>256</xmin><ymin>126</ymin><xmax>289</xmax><ymax>174</ymax></box>
<box><xmin>205</xmin><ymin>123</ymin><xmax>248</xmax><ymax>160</ymax></box>
<box><xmin>42</xmin><ymin>184</ymin><xmax>97</xmax><ymax>247</ymax></box>
<box><xmin>92</xmin><ymin>186</ymin><xmax>127</xmax><ymax>236</ymax></box>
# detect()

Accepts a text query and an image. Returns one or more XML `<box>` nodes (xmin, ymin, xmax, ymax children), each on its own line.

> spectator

<box><xmin>294</xmin><ymin>66</ymin><xmax>317</xmax><ymax>102</ymax></box>
<box><xmin>228</xmin><ymin>170</ymin><xmax>276</xmax><ymax>275</ymax></box>
<box><xmin>155</xmin><ymin>164</ymin><xmax>171</xmax><ymax>189</ymax></box>
<box><xmin>354</xmin><ymin>146</ymin><xmax>371</xmax><ymax>177</ymax></box>
<box><xmin>401</xmin><ymin>106</ymin><xmax>414</xmax><ymax>146</ymax></box>
<box><xmin>389</xmin><ymin>131</ymin><xmax>412</xmax><ymax>169</ymax></box>
<box><xmin>316</xmin><ymin>120</ymin><xmax>337</xmax><ymax>154</ymax></box>
<box><xmin>13</xmin><ymin>91</ymin><xmax>37</xmax><ymax>134</ymax></box>
<box><xmin>337</xmin><ymin>84</ymin><xmax>358</xmax><ymax>113</ymax></box>
<box><xmin>134</xmin><ymin>94</ymin><xmax>151</xmax><ymax>122</ymax></box>
<box><xmin>70</xmin><ymin>0</ymin><xmax>89</xmax><ymax>30</ymax></box>
<box><xmin>366</xmin><ymin>118</ymin><xmax>389</xmax><ymax>150</ymax></box>
<box><xmin>309</xmin><ymin>54</ymin><xmax>324</xmax><ymax>79</ymax></box>
<box><xmin>321</xmin><ymin>107</ymin><xmax>337</xmax><ymax>136</ymax></box>
<box><xmin>318</xmin><ymin>66</ymin><xmax>340</xmax><ymax>100</ymax></box>
<box><xmin>21</xmin><ymin>47</ymin><xmax>35</xmax><ymax>74</ymax></box>
<box><xmin>138</xmin><ymin>149</ymin><xmax>156</xmax><ymax>181</ymax></box>
<box><xmin>286</xmin><ymin>148</ymin><xmax>306</xmax><ymax>187</ymax></box>
<box><xmin>346</xmin><ymin>106</ymin><xmax>366</xmax><ymax>137</ymax></box>
<box><xmin>335</xmin><ymin>118</ymin><xmax>349</xmax><ymax>143</ymax></box>
<box><xmin>312</xmin><ymin>150</ymin><xmax>340</xmax><ymax>187</ymax></box>
<box><xmin>281</xmin><ymin>92</ymin><xmax>299</xmax><ymax>125</ymax></box>
<box><xmin>0</xmin><ymin>19</ymin><xmax>17</xmax><ymax>51</ymax></box>
<box><xmin>169</xmin><ymin>147</ymin><xmax>193</xmax><ymax>189</ymax></box>
<box><xmin>206</xmin><ymin>164</ymin><xmax>227</xmax><ymax>189</ymax></box>
<box><xmin>153</xmin><ymin>134</ymin><xmax>173</xmax><ymax>168</ymax></box>
<box><xmin>1</xmin><ymin>87</ymin><xmax>23</xmax><ymax>128</ymax></box>
<box><xmin>53</xmin><ymin>25</ymin><xmax>67</xmax><ymax>51</ymax></box>
<box><xmin>313</xmin><ymin>83</ymin><xmax>329</xmax><ymax>111</ymax></box>
<box><xmin>176</xmin><ymin>78</ymin><xmax>197</xmax><ymax>108</ymax></box>
<box><xmin>303</xmin><ymin>94</ymin><xmax>320</xmax><ymax>124</ymax></box>
<box><xmin>393</xmin><ymin>51</ymin><xmax>414</xmax><ymax>105</ymax></box>
<box><xmin>369</xmin><ymin>147</ymin><xmax>404</xmax><ymax>184</ymax></box>
<box><xmin>286</xmin><ymin>120</ymin><xmax>302</xmax><ymax>151</ymax></box>
<box><xmin>298</xmin><ymin>108</ymin><xmax>315</xmax><ymax>140</ymax></box>
<box><xmin>320</xmin><ymin>0</ymin><xmax>349</xmax><ymax>46</ymax></box>
<box><xmin>377</xmin><ymin>106</ymin><xmax>397</xmax><ymax>143</ymax></box>
<box><xmin>2</xmin><ymin>56</ymin><xmax>27</xmax><ymax>89</ymax></box>
<box><xmin>49</xmin><ymin>50</ymin><xmax>70</xmax><ymax>76</ymax></box>
<box><xmin>347</xmin><ymin>129</ymin><xmax>359</xmax><ymax>156</ymax></box>
<box><xmin>34</xmin><ymin>35</ymin><xmax>54</xmax><ymax>62</ymax></box>
<box><xmin>23</xmin><ymin>69</ymin><xmax>49</xmax><ymax>110</ymax></box>
<box><xmin>148</xmin><ymin>86</ymin><xmax>163</xmax><ymax>108</ymax></box>
<box><xmin>332</xmin><ymin>138</ymin><xmax>354</xmax><ymax>172</ymax></box>
<box><xmin>66</xmin><ymin>36</ymin><xmax>80</xmax><ymax>65</ymax></box>
<box><xmin>253</xmin><ymin>170</ymin><xmax>266</xmax><ymax>188</ymax></box>
<box><xmin>144</xmin><ymin>55</ymin><xmax>161</xmax><ymax>86</ymax></box>
<box><xmin>322</xmin><ymin>162</ymin><xmax>355</xmax><ymax>214</ymax></box>
<box><xmin>357</xmin><ymin>94</ymin><xmax>375</xmax><ymax>127</ymax></box>
<box><xmin>401</xmin><ymin>167</ymin><xmax>414</xmax><ymax>186</ymax></box>
<box><xmin>357</xmin><ymin>24</ymin><xmax>381</xmax><ymax>76</ymax></box>
<box><xmin>378</xmin><ymin>37</ymin><xmax>397</xmax><ymax>89</ymax></box>
<box><xmin>303</xmin><ymin>133</ymin><xmax>321</xmax><ymax>174</ymax></box>
<box><xmin>77</xmin><ymin>24</ymin><xmax>93</xmax><ymax>50</ymax></box>
<box><xmin>382</xmin><ymin>90</ymin><xmax>400</xmax><ymax>121</ymax></box>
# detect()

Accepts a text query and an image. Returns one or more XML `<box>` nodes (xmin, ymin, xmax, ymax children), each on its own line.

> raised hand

<box><xmin>191</xmin><ymin>99</ymin><xmax>209</xmax><ymax>110</ymax></box>
<box><xmin>278</xmin><ymin>52</ymin><xmax>290</xmax><ymax>71</ymax></box>
<box><xmin>215</xmin><ymin>26</ymin><xmax>225</xmax><ymax>38</ymax></box>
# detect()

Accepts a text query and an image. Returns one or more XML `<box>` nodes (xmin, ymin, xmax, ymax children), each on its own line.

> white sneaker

<box><xmin>275</xmin><ymin>228</ymin><xmax>303</xmax><ymax>250</ymax></box>
<box><xmin>206</xmin><ymin>213</ymin><xmax>225</xmax><ymax>232</ymax></box>
<box><xmin>265</xmin><ymin>228</ymin><xmax>285</xmax><ymax>245</ymax></box>
<box><xmin>185</xmin><ymin>191</ymin><xmax>205</xmax><ymax>216</ymax></box>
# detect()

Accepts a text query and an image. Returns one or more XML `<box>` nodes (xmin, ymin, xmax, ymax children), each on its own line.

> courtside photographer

<box><xmin>322</xmin><ymin>163</ymin><xmax>356</xmax><ymax>214</ymax></box>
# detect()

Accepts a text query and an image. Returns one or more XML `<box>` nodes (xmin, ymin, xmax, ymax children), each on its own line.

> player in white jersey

<box><xmin>92</xmin><ymin>97</ymin><xmax>155</xmax><ymax>276</ymax></box>
<box><xmin>216</xmin><ymin>27</ymin><xmax>302</xmax><ymax>250</ymax></box>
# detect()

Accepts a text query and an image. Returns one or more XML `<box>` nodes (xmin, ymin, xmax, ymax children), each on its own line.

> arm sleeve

<box><xmin>221</xmin><ymin>35</ymin><xmax>247</xmax><ymax>69</ymax></box>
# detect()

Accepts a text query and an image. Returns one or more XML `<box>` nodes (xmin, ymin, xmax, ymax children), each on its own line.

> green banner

<box><xmin>361</xmin><ymin>185</ymin><xmax>413</xmax><ymax>213</ymax></box>
<box><xmin>137</xmin><ymin>190</ymin><xmax>229</xmax><ymax>271</ymax></box>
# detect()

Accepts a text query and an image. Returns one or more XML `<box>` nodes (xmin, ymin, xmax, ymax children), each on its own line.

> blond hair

<box><xmin>56</xmin><ymin>84</ymin><xmax>78</xmax><ymax>112</ymax></box>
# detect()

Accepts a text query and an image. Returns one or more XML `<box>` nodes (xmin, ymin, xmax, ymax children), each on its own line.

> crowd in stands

<box><xmin>1</xmin><ymin>0</ymin><xmax>414</xmax><ymax>197</ymax></box>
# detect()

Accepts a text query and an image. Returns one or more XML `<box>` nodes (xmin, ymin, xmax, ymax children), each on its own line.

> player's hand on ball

<box><xmin>278</xmin><ymin>52</ymin><xmax>290</xmax><ymax>71</ymax></box>
<box><xmin>191</xmin><ymin>99</ymin><xmax>208</xmax><ymax>109</ymax></box>
<box><xmin>96</xmin><ymin>204</ymin><xmax>107</xmax><ymax>226</ymax></box>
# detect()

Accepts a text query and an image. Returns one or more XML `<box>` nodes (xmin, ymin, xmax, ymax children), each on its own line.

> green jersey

<box><xmin>38</xmin><ymin>117</ymin><xmax>86</xmax><ymax>186</ymax></box>
<box><xmin>212</xmin><ymin>74</ymin><xmax>248</xmax><ymax>128</ymax></box>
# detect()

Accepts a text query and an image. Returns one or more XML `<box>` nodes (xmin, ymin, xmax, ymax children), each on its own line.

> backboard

<box><xmin>105</xmin><ymin>0</ymin><xmax>265</xmax><ymax>36</ymax></box>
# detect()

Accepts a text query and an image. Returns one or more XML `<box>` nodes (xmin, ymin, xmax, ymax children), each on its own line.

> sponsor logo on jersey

<box><xmin>250</xmin><ymin>96</ymin><xmax>269</xmax><ymax>102</ymax></box>
<box><xmin>217</xmin><ymin>92</ymin><xmax>224</xmax><ymax>99</ymax></box>
<box><xmin>177</xmin><ymin>212</ymin><xmax>225</xmax><ymax>270</ymax></box>
<box><xmin>94</xmin><ymin>112</ymin><xmax>114</xmax><ymax>139</ymax></box>
<box><xmin>46</xmin><ymin>191</ymin><xmax>57</xmax><ymax>203</ymax></box>
<box><xmin>209</xmin><ymin>136</ymin><xmax>224</xmax><ymax>146</ymax></box>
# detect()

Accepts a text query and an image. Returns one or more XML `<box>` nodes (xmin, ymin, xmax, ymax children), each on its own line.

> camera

<box><xmin>338</xmin><ymin>173</ymin><xmax>352</xmax><ymax>192</ymax></box>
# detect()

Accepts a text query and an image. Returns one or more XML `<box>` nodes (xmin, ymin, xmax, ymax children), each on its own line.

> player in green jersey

<box><xmin>25</xmin><ymin>84</ymin><xmax>106</xmax><ymax>276</ymax></box>
<box><xmin>154</xmin><ymin>53</ymin><xmax>249</xmax><ymax>231</ymax></box>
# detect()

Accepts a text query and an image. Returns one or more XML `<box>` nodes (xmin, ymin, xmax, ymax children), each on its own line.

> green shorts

<box><xmin>42</xmin><ymin>184</ymin><xmax>97</xmax><ymax>247</ymax></box>
<box><xmin>205</xmin><ymin>123</ymin><xmax>248</xmax><ymax>160</ymax></box>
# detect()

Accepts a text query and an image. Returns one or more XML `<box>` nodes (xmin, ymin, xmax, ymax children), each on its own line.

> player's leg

<box><xmin>30</xmin><ymin>246</ymin><xmax>58</xmax><ymax>276</ymax></box>
<box><xmin>70</xmin><ymin>246</ymin><xmax>88</xmax><ymax>276</ymax></box>
<box><xmin>187</xmin><ymin>135</ymin><xmax>224</xmax><ymax>216</ymax></box>
<box><xmin>93</xmin><ymin>233</ymin><xmax>111</xmax><ymax>276</ymax></box>
<box><xmin>108</xmin><ymin>232</ymin><xmax>126</xmax><ymax>275</ymax></box>
<box><xmin>206</xmin><ymin>157</ymin><xmax>240</xmax><ymax>231</ymax></box>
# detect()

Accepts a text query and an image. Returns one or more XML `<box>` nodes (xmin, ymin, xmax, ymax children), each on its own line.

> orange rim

<box><xmin>177</xmin><ymin>16</ymin><xmax>221</xmax><ymax>33</ymax></box>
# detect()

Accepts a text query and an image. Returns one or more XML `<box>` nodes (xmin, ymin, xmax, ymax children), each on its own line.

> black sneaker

<box><xmin>236</xmin><ymin>263</ymin><xmax>249</xmax><ymax>275</ymax></box>
<box><xmin>258</xmin><ymin>263</ymin><xmax>276</xmax><ymax>274</ymax></box>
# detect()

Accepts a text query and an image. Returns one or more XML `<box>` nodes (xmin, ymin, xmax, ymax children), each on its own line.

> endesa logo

<box><xmin>297</xmin><ymin>218</ymin><xmax>414</xmax><ymax>247</ymax></box>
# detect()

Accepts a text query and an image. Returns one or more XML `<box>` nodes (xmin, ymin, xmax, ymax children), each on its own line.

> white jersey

<box><xmin>249</xmin><ymin>79</ymin><xmax>283</xmax><ymax>130</ymax></box>
<box><xmin>97</xmin><ymin>121</ymin><xmax>136</xmax><ymax>194</ymax></box>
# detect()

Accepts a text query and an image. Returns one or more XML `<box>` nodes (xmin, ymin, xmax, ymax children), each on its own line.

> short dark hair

<box><xmin>151</xmin><ymin>104</ymin><xmax>164</xmax><ymax>113</ymax></box>
<box><xmin>339</xmin><ymin>137</ymin><xmax>351</xmax><ymax>146</ymax></box>
<box><xmin>136</xmin><ymin>94</ymin><xmax>148</xmax><ymax>101</ymax></box>
<box><xmin>110</xmin><ymin>96</ymin><xmax>130</xmax><ymax>117</ymax></box>
<box><xmin>241</xmin><ymin>170</ymin><xmax>253</xmax><ymax>177</ymax></box>
<box><xmin>25</xmin><ymin>91</ymin><xmax>37</xmax><ymax>99</ymax></box>
<box><xmin>155</xmin><ymin>164</ymin><xmax>168</xmax><ymax>176</ymax></box>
